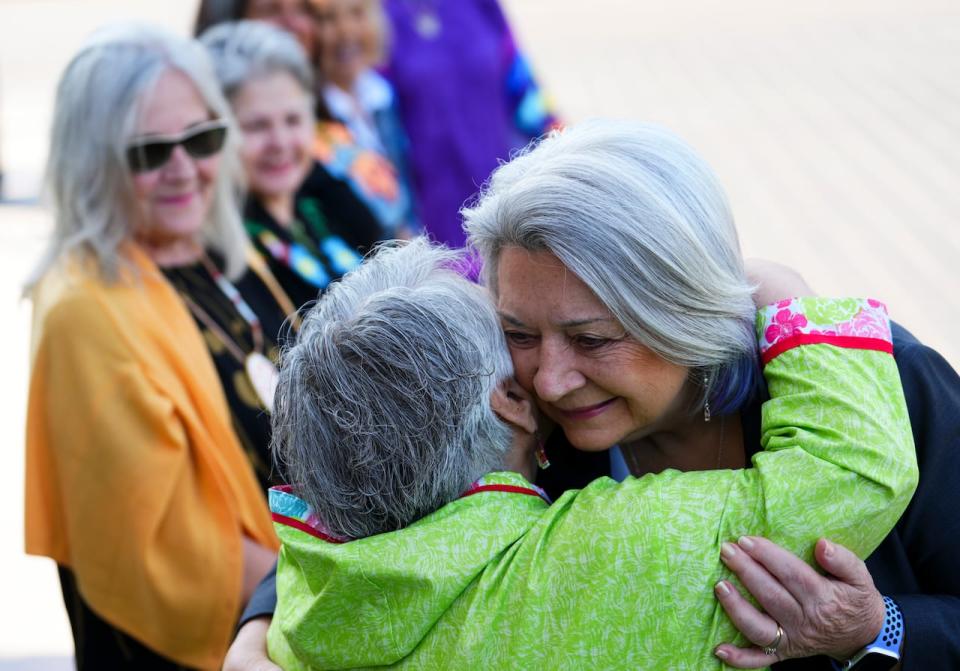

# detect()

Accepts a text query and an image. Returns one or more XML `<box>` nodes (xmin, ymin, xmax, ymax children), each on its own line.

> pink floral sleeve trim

<box><xmin>757</xmin><ymin>298</ymin><xmax>893</xmax><ymax>365</ymax></box>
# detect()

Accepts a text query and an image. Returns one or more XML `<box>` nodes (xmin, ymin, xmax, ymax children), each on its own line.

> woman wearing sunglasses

<box><xmin>24</xmin><ymin>24</ymin><xmax>284</xmax><ymax>670</ymax></box>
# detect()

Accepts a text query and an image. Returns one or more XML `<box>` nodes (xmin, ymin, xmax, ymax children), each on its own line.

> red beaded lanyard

<box><xmin>198</xmin><ymin>254</ymin><xmax>266</xmax><ymax>356</ymax></box>
<box><xmin>175</xmin><ymin>254</ymin><xmax>279</xmax><ymax>412</ymax></box>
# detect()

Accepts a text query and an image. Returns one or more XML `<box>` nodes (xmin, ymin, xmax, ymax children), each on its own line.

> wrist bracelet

<box><xmin>831</xmin><ymin>595</ymin><xmax>903</xmax><ymax>671</ymax></box>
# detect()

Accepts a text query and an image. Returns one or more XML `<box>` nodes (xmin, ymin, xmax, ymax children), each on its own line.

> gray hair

<box><xmin>200</xmin><ymin>20</ymin><xmax>314</xmax><ymax>101</ymax></box>
<box><xmin>25</xmin><ymin>22</ymin><xmax>247</xmax><ymax>290</ymax></box>
<box><xmin>463</xmin><ymin>119</ymin><xmax>760</xmax><ymax>415</ymax></box>
<box><xmin>272</xmin><ymin>238</ymin><xmax>515</xmax><ymax>539</ymax></box>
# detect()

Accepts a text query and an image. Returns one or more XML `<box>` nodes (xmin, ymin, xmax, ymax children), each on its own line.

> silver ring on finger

<box><xmin>762</xmin><ymin>624</ymin><xmax>783</xmax><ymax>656</ymax></box>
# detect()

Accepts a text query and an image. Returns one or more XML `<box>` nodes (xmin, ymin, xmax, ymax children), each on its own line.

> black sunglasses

<box><xmin>126</xmin><ymin>120</ymin><xmax>228</xmax><ymax>174</ymax></box>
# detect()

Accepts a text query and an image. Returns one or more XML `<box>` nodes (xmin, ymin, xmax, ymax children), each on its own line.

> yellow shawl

<box><xmin>25</xmin><ymin>244</ymin><xmax>279</xmax><ymax>670</ymax></box>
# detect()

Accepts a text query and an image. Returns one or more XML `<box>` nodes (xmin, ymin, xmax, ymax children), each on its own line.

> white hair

<box><xmin>25</xmin><ymin>21</ymin><xmax>247</xmax><ymax>290</ymax></box>
<box><xmin>463</xmin><ymin>119</ymin><xmax>760</xmax><ymax>415</ymax></box>
<box><xmin>200</xmin><ymin>20</ymin><xmax>315</xmax><ymax>101</ymax></box>
<box><xmin>272</xmin><ymin>238</ymin><xmax>515</xmax><ymax>539</ymax></box>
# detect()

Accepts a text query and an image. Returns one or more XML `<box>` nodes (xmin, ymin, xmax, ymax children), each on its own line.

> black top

<box><xmin>163</xmin><ymin>255</ymin><xmax>291</xmax><ymax>492</ymax></box>
<box><xmin>240</xmin><ymin>324</ymin><xmax>960</xmax><ymax>670</ymax></box>
<box><xmin>244</xmin><ymin>162</ymin><xmax>384</xmax><ymax>312</ymax></box>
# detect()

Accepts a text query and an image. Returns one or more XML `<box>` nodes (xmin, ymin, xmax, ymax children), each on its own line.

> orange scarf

<box><xmin>25</xmin><ymin>245</ymin><xmax>278</xmax><ymax>670</ymax></box>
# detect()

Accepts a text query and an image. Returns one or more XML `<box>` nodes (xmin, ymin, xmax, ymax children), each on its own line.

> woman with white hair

<box><xmin>196</xmin><ymin>4</ymin><xmax>419</xmax><ymax>242</ymax></box>
<box><xmin>201</xmin><ymin>20</ymin><xmax>384</xmax><ymax>310</ymax></box>
<box><xmin>24</xmin><ymin>24</ymin><xmax>283</xmax><ymax>669</ymax></box>
<box><xmin>466</xmin><ymin>119</ymin><xmax>765</xmax><ymax>491</ymax></box>
<box><xmin>465</xmin><ymin>120</ymin><xmax>960</xmax><ymax>670</ymax></box>
<box><xmin>259</xmin><ymin>236</ymin><xmax>915</xmax><ymax>669</ymax></box>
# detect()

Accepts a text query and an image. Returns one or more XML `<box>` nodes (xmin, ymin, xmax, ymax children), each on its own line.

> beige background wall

<box><xmin>1</xmin><ymin>0</ymin><xmax>957</xmax><ymax>664</ymax></box>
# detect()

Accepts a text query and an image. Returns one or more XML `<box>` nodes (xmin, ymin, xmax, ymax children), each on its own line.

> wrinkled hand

<box><xmin>713</xmin><ymin>537</ymin><xmax>885</xmax><ymax>668</ymax></box>
<box><xmin>494</xmin><ymin>377</ymin><xmax>553</xmax><ymax>480</ymax></box>
<box><xmin>222</xmin><ymin>616</ymin><xmax>279</xmax><ymax>671</ymax></box>
<box><xmin>744</xmin><ymin>258</ymin><xmax>815</xmax><ymax>307</ymax></box>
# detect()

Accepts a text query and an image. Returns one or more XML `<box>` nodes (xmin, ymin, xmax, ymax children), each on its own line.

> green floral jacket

<box><xmin>268</xmin><ymin>298</ymin><xmax>918</xmax><ymax>670</ymax></box>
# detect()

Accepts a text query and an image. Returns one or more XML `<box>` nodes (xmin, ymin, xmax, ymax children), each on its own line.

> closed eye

<box><xmin>572</xmin><ymin>334</ymin><xmax>616</xmax><ymax>351</ymax></box>
<box><xmin>503</xmin><ymin>331</ymin><xmax>539</xmax><ymax>348</ymax></box>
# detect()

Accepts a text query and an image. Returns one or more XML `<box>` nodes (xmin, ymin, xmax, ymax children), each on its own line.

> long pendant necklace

<box><xmin>178</xmin><ymin>255</ymin><xmax>280</xmax><ymax>413</ymax></box>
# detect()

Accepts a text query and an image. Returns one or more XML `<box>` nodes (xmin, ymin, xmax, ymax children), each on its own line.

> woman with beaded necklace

<box><xmin>201</xmin><ymin>20</ymin><xmax>386</xmax><ymax>312</ymax></box>
<box><xmin>24</xmin><ymin>24</ymin><xmax>284</xmax><ymax>669</ymax></box>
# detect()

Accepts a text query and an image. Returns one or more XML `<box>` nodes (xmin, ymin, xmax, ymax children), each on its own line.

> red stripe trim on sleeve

<box><xmin>761</xmin><ymin>334</ymin><xmax>894</xmax><ymax>365</ymax></box>
<box><xmin>272</xmin><ymin>512</ymin><xmax>346</xmax><ymax>544</ymax></box>
<box><xmin>461</xmin><ymin>484</ymin><xmax>546</xmax><ymax>499</ymax></box>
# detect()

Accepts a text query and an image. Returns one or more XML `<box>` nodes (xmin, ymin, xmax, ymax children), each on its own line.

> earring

<box><xmin>535</xmin><ymin>433</ymin><xmax>551</xmax><ymax>469</ymax></box>
<box><xmin>703</xmin><ymin>373</ymin><xmax>711</xmax><ymax>423</ymax></box>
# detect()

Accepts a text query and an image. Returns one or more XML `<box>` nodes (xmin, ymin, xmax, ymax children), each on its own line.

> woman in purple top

<box><xmin>382</xmin><ymin>0</ymin><xmax>557</xmax><ymax>247</ymax></box>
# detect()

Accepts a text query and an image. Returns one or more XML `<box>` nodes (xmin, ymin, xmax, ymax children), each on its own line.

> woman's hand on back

<box><xmin>713</xmin><ymin>536</ymin><xmax>888</xmax><ymax>668</ymax></box>
<box><xmin>222</xmin><ymin>616</ymin><xmax>279</xmax><ymax>671</ymax></box>
<box><xmin>744</xmin><ymin>258</ymin><xmax>815</xmax><ymax>307</ymax></box>
<box><xmin>241</xmin><ymin>538</ymin><xmax>278</xmax><ymax>605</ymax></box>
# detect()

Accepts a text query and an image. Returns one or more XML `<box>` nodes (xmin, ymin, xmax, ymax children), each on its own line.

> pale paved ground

<box><xmin>1</xmin><ymin>0</ymin><xmax>958</xmax><ymax>666</ymax></box>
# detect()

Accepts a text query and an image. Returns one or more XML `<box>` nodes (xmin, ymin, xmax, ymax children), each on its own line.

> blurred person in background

<box><xmin>201</xmin><ymin>20</ymin><xmax>385</xmax><ymax>311</ymax></box>
<box><xmin>310</xmin><ymin>0</ymin><xmax>419</xmax><ymax>238</ymax></box>
<box><xmin>195</xmin><ymin>0</ymin><xmax>417</xmax><ymax>239</ymax></box>
<box><xmin>23</xmin><ymin>24</ymin><xmax>280</xmax><ymax>669</ymax></box>
<box><xmin>194</xmin><ymin>0</ymin><xmax>557</xmax><ymax>247</ymax></box>
<box><xmin>379</xmin><ymin>0</ymin><xmax>559</xmax><ymax>247</ymax></box>
<box><xmin>313</xmin><ymin>0</ymin><xmax>401</xmax><ymax>164</ymax></box>
<box><xmin>195</xmin><ymin>0</ymin><xmax>318</xmax><ymax>60</ymax></box>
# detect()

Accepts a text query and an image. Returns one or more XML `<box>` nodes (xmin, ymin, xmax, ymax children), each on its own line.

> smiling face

<box><xmin>231</xmin><ymin>70</ymin><xmax>315</xmax><ymax>202</ymax></box>
<box><xmin>496</xmin><ymin>247</ymin><xmax>691</xmax><ymax>452</ymax></box>
<box><xmin>312</xmin><ymin>0</ymin><xmax>380</xmax><ymax>90</ymax></box>
<box><xmin>130</xmin><ymin>69</ymin><xmax>220</xmax><ymax>253</ymax></box>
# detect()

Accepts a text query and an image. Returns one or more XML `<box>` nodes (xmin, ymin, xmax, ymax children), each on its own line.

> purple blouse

<box><xmin>383</xmin><ymin>0</ymin><xmax>556</xmax><ymax>248</ymax></box>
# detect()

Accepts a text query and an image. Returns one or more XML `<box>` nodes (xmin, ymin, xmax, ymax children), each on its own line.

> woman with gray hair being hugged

<box><xmin>24</xmin><ymin>24</ymin><xmax>285</xmax><ymax>670</ymax></box>
<box><xmin>262</xmin><ymin>227</ymin><xmax>916</xmax><ymax>668</ymax></box>
<box><xmin>200</xmin><ymin>20</ymin><xmax>385</xmax><ymax>311</ymax></box>
<box><xmin>467</xmin><ymin>121</ymin><xmax>960</xmax><ymax>670</ymax></box>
